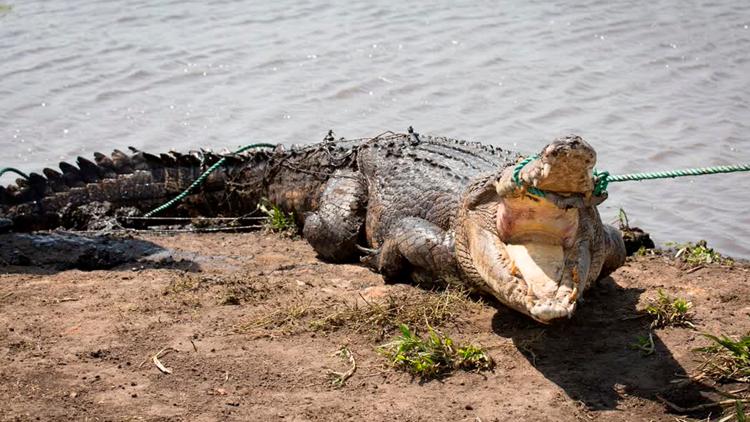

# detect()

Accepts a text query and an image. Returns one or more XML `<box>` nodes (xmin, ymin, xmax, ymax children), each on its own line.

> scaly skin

<box><xmin>0</xmin><ymin>132</ymin><xmax>626</xmax><ymax>323</ymax></box>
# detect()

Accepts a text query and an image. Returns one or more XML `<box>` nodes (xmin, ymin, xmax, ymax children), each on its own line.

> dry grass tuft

<box><xmin>235</xmin><ymin>294</ymin><xmax>317</xmax><ymax>334</ymax></box>
<box><xmin>309</xmin><ymin>287</ymin><xmax>479</xmax><ymax>337</ymax></box>
<box><xmin>696</xmin><ymin>333</ymin><xmax>750</xmax><ymax>383</ymax></box>
<box><xmin>164</xmin><ymin>275</ymin><xmax>205</xmax><ymax>295</ymax></box>
<box><xmin>235</xmin><ymin>287</ymin><xmax>481</xmax><ymax>337</ymax></box>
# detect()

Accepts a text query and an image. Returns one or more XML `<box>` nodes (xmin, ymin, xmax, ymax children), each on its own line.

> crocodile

<box><xmin>0</xmin><ymin>130</ymin><xmax>626</xmax><ymax>323</ymax></box>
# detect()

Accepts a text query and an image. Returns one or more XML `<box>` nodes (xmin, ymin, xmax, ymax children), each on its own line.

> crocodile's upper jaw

<box><xmin>516</xmin><ymin>135</ymin><xmax>597</xmax><ymax>194</ymax></box>
<box><xmin>458</xmin><ymin>135</ymin><xmax>603</xmax><ymax>324</ymax></box>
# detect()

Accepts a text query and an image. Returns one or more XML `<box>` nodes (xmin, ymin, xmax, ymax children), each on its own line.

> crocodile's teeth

<box><xmin>543</xmin><ymin>162</ymin><xmax>552</xmax><ymax>179</ymax></box>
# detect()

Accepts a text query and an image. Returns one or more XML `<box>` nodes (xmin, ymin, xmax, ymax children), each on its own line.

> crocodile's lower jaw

<box><xmin>503</xmin><ymin>242</ymin><xmax>576</xmax><ymax>321</ymax></box>
<box><xmin>497</xmin><ymin>195</ymin><xmax>581</xmax><ymax>323</ymax></box>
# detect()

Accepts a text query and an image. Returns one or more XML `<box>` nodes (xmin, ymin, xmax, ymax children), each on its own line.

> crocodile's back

<box><xmin>357</xmin><ymin>134</ymin><xmax>520</xmax><ymax>246</ymax></box>
<box><xmin>0</xmin><ymin>132</ymin><xmax>519</xmax><ymax>236</ymax></box>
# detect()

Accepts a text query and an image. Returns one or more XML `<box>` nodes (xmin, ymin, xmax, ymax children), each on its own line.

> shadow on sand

<box><xmin>0</xmin><ymin>232</ymin><xmax>200</xmax><ymax>274</ymax></box>
<box><xmin>491</xmin><ymin>276</ymin><xmax>720</xmax><ymax>416</ymax></box>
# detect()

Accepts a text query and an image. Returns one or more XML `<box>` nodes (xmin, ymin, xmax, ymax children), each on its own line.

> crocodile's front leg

<box><xmin>303</xmin><ymin>169</ymin><xmax>367</xmax><ymax>262</ymax></box>
<box><xmin>362</xmin><ymin>217</ymin><xmax>459</xmax><ymax>287</ymax></box>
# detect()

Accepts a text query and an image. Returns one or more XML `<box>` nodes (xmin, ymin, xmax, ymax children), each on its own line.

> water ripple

<box><xmin>0</xmin><ymin>0</ymin><xmax>749</xmax><ymax>257</ymax></box>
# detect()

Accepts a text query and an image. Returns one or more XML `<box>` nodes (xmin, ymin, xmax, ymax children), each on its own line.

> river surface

<box><xmin>1</xmin><ymin>0</ymin><xmax>749</xmax><ymax>257</ymax></box>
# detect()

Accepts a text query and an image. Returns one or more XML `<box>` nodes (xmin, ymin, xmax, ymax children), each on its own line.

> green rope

<box><xmin>144</xmin><ymin>143</ymin><xmax>276</xmax><ymax>217</ymax></box>
<box><xmin>513</xmin><ymin>155</ymin><xmax>750</xmax><ymax>198</ymax></box>
<box><xmin>0</xmin><ymin>167</ymin><xmax>29</xmax><ymax>180</ymax></box>
<box><xmin>593</xmin><ymin>164</ymin><xmax>750</xmax><ymax>196</ymax></box>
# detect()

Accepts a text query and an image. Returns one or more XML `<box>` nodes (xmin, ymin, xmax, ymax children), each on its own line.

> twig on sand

<box><xmin>329</xmin><ymin>346</ymin><xmax>357</xmax><ymax>388</ymax></box>
<box><xmin>713</xmin><ymin>386</ymin><xmax>750</xmax><ymax>399</ymax></box>
<box><xmin>152</xmin><ymin>347</ymin><xmax>179</xmax><ymax>374</ymax></box>
<box><xmin>656</xmin><ymin>394</ymin><xmax>750</xmax><ymax>413</ymax></box>
<box><xmin>1</xmin><ymin>292</ymin><xmax>13</xmax><ymax>300</ymax></box>
<box><xmin>630</xmin><ymin>331</ymin><xmax>656</xmax><ymax>356</ymax></box>
<box><xmin>55</xmin><ymin>297</ymin><xmax>80</xmax><ymax>303</ymax></box>
<box><xmin>685</xmin><ymin>265</ymin><xmax>705</xmax><ymax>274</ymax></box>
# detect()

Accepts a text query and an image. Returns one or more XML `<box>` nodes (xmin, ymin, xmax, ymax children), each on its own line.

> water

<box><xmin>1</xmin><ymin>0</ymin><xmax>749</xmax><ymax>257</ymax></box>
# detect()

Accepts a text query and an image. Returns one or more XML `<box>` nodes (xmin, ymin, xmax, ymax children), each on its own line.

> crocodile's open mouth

<box><xmin>496</xmin><ymin>194</ymin><xmax>581</xmax><ymax>322</ymax></box>
<box><xmin>462</xmin><ymin>135</ymin><xmax>598</xmax><ymax>323</ymax></box>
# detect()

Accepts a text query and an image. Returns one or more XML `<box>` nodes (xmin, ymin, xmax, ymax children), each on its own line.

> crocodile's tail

<box><xmin>0</xmin><ymin>147</ymin><xmax>275</xmax><ymax>232</ymax></box>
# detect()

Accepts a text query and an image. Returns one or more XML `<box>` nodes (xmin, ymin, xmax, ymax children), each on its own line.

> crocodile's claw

<box><xmin>357</xmin><ymin>244</ymin><xmax>381</xmax><ymax>271</ymax></box>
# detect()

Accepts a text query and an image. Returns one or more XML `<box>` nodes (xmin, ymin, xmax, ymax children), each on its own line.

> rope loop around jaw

<box><xmin>513</xmin><ymin>154</ymin><xmax>611</xmax><ymax>199</ymax></box>
<box><xmin>512</xmin><ymin>154</ymin><xmax>546</xmax><ymax>198</ymax></box>
<box><xmin>592</xmin><ymin>169</ymin><xmax>610</xmax><ymax>196</ymax></box>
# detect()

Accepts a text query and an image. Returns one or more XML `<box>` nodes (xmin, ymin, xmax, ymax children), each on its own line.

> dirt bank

<box><xmin>1</xmin><ymin>232</ymin><xmax>748</xmax><ymax>421</ymax></box>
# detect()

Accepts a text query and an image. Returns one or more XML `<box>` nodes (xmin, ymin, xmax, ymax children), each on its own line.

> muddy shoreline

<box><xmin>1</xmin><ymin>231</ymin><xmax>748</xmax><ymax>421</ymax></box>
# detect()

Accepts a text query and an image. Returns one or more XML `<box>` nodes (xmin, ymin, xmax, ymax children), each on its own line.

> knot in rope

<box><xmin>593</xmin><ymin>170</ymin><xmax>610</xmax><ymax>196</ymax></box>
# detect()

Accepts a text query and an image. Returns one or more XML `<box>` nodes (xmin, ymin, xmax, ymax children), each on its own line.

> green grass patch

<box><xmin>0</xmin><ymin>4</ymin><xmax>12</xmax><ymax>14</ymax></box>
<box><xmin>378</xmin><ymin>324</ymin><xmax>494</xmax><ymax>378</ymax></box>
<box><xmin>634</xmin><ymin>245</ymin><xmax>659</xmax><ymax>257</ymax></box>
<box><xmin>258</xmin><ymin>199</ymin><xmax>297</xmax><ymax>235</ymax></box>
<box><xmin>736</xmin><ymin>400</ymin><xmax>747</xmax><ymax>422</ymax></box>
<box><xmin>645</xmin><ymin>289</ymin><xmax>695</xmax><ymax>329</ymax></box>
<box><xmin>667</xmin><ymin>240</ymin><xmax>733</xmax><ymax>267</ymax></box>
<box><xmin>696</xmin><ymin>333</ymin><xmax>750</xmax><ymax>383</ymax></box>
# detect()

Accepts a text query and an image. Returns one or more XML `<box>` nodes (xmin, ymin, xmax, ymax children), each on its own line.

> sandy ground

<box><xmin>1</xmin><ymin>232</ymin><xmax>748</xmax><ymax>421</ymax></box>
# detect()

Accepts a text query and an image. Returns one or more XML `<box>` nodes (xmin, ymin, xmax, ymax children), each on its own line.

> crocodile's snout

<box><xmin>530</xmin><ymin>298</ymin><xmax>577</xmax><ymax>322</ymax></box>
<box><xmin>529</xmin><ymin>135</ymin><xmax>597</xmax><ymax>194</ymax></box>
<box><xmin>541</xmin><ymin>136</ymin><xmax>594</xmax><ymax>165</ymax></box>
